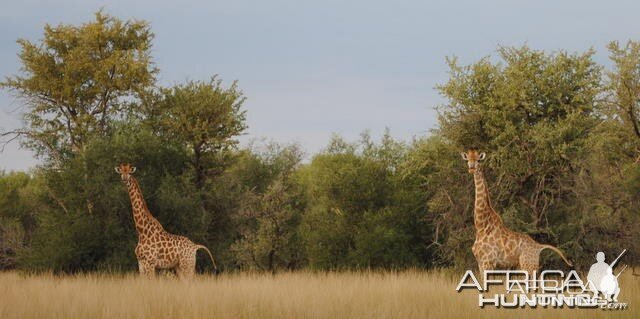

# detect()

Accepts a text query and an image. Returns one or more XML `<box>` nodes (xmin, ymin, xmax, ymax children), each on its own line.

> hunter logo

<box><xmin>587</xmin><ymin>250</ymin><xmax>627</xmax><ymax>302</ymax></box>
<box><xmin>456</xmin><ymin>249</ymin><xmax>628</xmax><ymax>310</ymax></box>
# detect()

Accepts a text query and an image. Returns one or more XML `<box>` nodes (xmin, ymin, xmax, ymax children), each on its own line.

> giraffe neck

<box><xmin>473</xmin><ymin>167</ymin><xmax>502</xmax><ymax>234</ymax></box>
<box><xmin>125</xmin><ymin>176</ymin><xmax>162</xmax><ymax>237</ymax></box>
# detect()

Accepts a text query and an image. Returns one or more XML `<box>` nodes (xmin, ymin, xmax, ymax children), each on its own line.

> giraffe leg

<box><xmin>519</xmin><ymin>251</ymin><xmax>539</xmax><ymax>278</ymax></box>
<box><xmin>138</xmin><ymin>259</ymin><xmax>156</xmax><ymax>279</ymax></box>
<box><xmin>472</xmin><ymin>244</ymin><xmax>483</xmax><ymax>274</ymax></box>
<box><xmin>176</xmin><ymin>252</ymin><xmax>197</xmax><ymax>281</ymax></box>
<box><xmin>476</xmin><ymin>263</ymin><xmax>486</xmax><ymax>286</ymax></box>
<box><xmin>477</xmin><ymin>262</ymin><xmax>484</xmax><ymax>275</ymax></box>
<box><xmin>477</xmin><ymin>258</ymin><xmax>496</xmax><ymax>286</ymax></box>
<box><xmin>176</xmin><ymin>264</ymin><xmax>195</xmax><ymax>280</ymax></box>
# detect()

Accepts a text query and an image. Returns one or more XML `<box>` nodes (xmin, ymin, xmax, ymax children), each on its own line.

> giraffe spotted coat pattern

<box><xmin>461</xmin><ymin>150</ymin><xmax>572</xmax><ymax>275</ymax></box>
<box><xmin>116</xmin><ymin>163</ymin><xmax>218</xmax><ymax>279</ymax></box>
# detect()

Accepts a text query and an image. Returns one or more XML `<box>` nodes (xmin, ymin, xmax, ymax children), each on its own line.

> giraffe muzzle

<box><xmin>468</xmin><ymin>163</ymin><xmax>477</xmax><ymax>173</ymax></box>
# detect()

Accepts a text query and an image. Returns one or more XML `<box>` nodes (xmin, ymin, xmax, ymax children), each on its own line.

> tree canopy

<box><xmin>1</xmin><ymin>11</ymin><xmax>156</xmax><ymax>162</ymax></box>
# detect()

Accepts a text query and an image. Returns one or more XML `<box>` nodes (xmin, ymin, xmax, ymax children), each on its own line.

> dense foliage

<box><xmin>1</xmin><ymin>12</ymin><xmax>639</xmax><ymax>272</ymax></box>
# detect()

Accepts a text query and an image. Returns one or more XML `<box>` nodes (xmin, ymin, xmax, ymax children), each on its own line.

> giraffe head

<box><xmin>460</xmin><ymin>150</ymin><xmax>486</xmax><ymax>174</ymax></box>
<box><xmin>115</xmin><ymin>163</ymin><xmax>137</xmax><ymax>182</ymax></box>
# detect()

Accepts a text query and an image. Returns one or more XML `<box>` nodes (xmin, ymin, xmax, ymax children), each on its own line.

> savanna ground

<box><xmin>0</xmin><ymin>270</ymin><xmax>637</xmax><ymax>319</ymax></box>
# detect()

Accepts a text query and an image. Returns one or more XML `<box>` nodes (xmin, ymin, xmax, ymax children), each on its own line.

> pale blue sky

<box><xmin>2</xmin><ymin>0</ymin><xmax>639</xmax><ymax>171</ymax></box>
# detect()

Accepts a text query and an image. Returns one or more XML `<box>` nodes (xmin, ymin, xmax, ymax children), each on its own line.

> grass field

<box><xmin>0</xmin><ymin>270</ymin><xmax>637</xmax><ymax>319</ymax></box>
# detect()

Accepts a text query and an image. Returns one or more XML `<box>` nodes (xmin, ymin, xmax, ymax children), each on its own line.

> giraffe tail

<box><xmin>540</xmin><ymin>244</ymin><xmax>573</xmax><ymax>267</ymax></box>
<box><xmin>196</xmin><ymin>245</ymin><xmax>219</xmax><ymax>273</ymax></box>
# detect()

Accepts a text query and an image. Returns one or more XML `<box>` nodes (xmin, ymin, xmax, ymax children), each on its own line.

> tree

<box><xmin>19</xmin><ymin>123</ymin><xmax>192</xmax><ymax>272</ymax></box>
<box><xmin>432</xmin><ymin>46</ymin><xmax>603</xmax><ymax>268</ymax></box>
<box><xmin>231</xmin><ymin>143</ymin><xmax>304</xmax><ymax>271</ymax></box>
<box><xmin>297</xmin><ymin>134</ymin><xmax>423</xmax><ymax>269</ymax></box>
<box><xmin>401</xmin><ymin>136</ymin><xmax>472</xmax><ymax>267</ymax></box>
<box><xmin>141</xmin><ymin>78</ymin><xmax>247</xmax><ymax>261</ymax></box>
<box><xmin>1</xmin><ymin>11</ymin><xmax>156</xmax><ymax>163</ymax></box>
<box><xmin>146</xmin><ymin>77</ymin><xmax>246</xmax><ymax>192</ymax></box>
<box><xmin>571</xmin><ymin>121</ymin><xmax>640</xmax><ymax>268</ymax></box>
<box><xmin>0</xmin><ymin>172</ymin><xmax>39</xmax><ymax>269</ymax></box>
<box><xmin>607</xmin><ymin>40</ymin><xmax>640</xmax><ymax>157</ymax></box>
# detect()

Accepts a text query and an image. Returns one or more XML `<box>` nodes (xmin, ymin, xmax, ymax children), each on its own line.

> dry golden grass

<box><xmin>0</xmin><ymin>269</ymin><xmax>638</xmax><ymax>319</ymax></box>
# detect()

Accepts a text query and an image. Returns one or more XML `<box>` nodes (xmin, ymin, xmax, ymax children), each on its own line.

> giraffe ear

<box><xmin>130</xmin><ymin>167</ymin><xmax>137</xmax><ymax>174</ymax></box>
<box><xmin>460</xmin><ymin>152</ymin><xmax>468</xmax><ymax>160</ymax></box>
<box><xmin>114</xmin><ymin>167</ymin><xmax>121</xmax><ymax>174</ymax></box>
<box><xmin>479</xmin><ymin>152</ymin><xmax>486</xmax><ymax>160</ymax></box>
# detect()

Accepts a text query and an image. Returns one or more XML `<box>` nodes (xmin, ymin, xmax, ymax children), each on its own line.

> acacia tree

<box><xmin>1</xmin><ymin>11</ymin><xmax>156</xmax><ymax>163</ymax></box>
<box><xmin>142</xmin><ymin>77</ymin><xmax>247</xmax><ymax>254</ymax></box>
<box><xmin>234</xmin><ymin>176</ymin><xmax>302</xmax><ymax>271</ymax></box>
<box><xmin>601</xmin><ymin>40</ymin><xmax>640</xmax><ymax>266</ymax></box>
<box><xmin>607</xmin><ymin>41</ymin><xmax>640</xmax><ymax>157</ymax></box>
<box><xmin>147</xmin><ymin>77</ymin><xmax>246</xmax><ymax>192</ymax></box>
<box><xmin>432</xmin><ymin>46</ymin><xmax>603</xmax><ymax>268</ymax></box>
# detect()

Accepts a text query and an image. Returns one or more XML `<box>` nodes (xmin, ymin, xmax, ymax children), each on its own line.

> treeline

<box><xmin>1</xmin><ymin>12</ymin><xmax>640</xmax><ymax>273</ymax></box>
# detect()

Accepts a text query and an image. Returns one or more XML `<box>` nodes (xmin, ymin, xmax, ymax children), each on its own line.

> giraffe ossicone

<box><xmin>116</xmin><ymin>163</ymin><xmax>218</xmax><ymax>279</ymax></box>
<box><xmin>461</xmin><ymin>150</ymin><xmax>572</xmax><ymax>275</ymax></box>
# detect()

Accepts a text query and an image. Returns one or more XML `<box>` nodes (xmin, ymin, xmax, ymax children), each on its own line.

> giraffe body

<box><xmin>462</xmin><ymin>150</ymin><xmax>572</xmax><ymax>275</ymax></box>
<box><xmin>116</xmin><ymin>164</ymin><xmax>217</xmax><ymax>279</ymax></box>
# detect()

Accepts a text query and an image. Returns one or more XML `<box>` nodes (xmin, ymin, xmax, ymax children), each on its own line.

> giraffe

<box><xmin>115</xmin><ymin>163</ymin><xmax>218</xmax><ymax>279</ymax></box>
<box><xmin>460</xmin><ymin>150</ymin><xmax>572</xmax><ymax>275</ymax></box>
